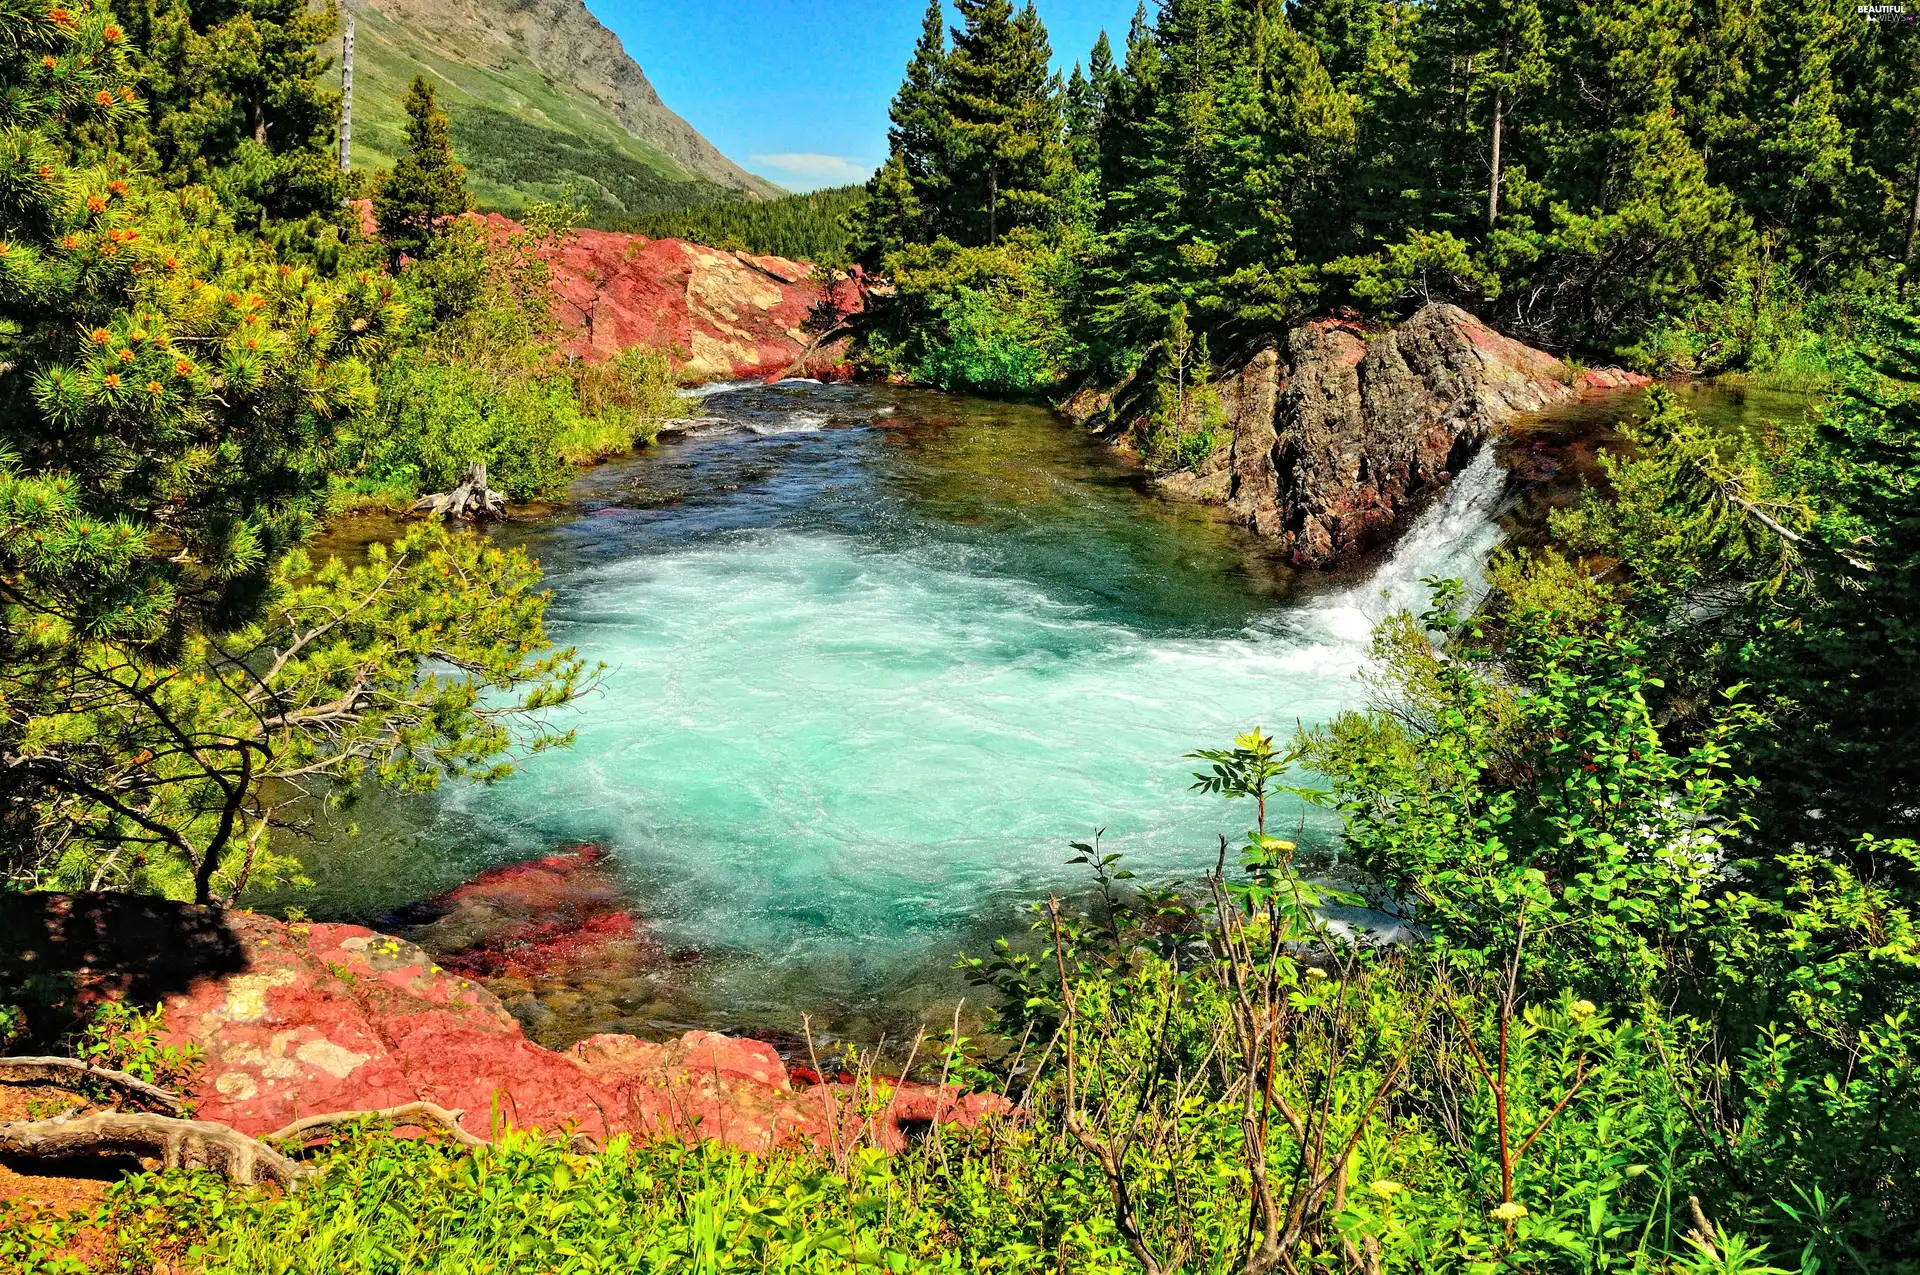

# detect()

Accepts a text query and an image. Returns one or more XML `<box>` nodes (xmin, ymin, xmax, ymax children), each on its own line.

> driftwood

<box><xmin>0</xmin><ymin>1099</ymin><xmax>608</xmax><ymax>1187</ymax></box>
<box><xmin>0</xmin><ymin>1111</ymin><xmax>307</xmax><ymax>1187</ymax></box>
<box><xmin>0</xmin><ymin>1056</ymin><xmax>184</xmax><ymax>1113</ymax></box>
<box><xmin>412</xmin><ymin>460</ymin><xmax>507</xmax><ymax>520</ymax></box>
<box><xmin>266</xmin><ymin>1101</ymin><xmax>486</xmax><ymax>1149</ymax></box>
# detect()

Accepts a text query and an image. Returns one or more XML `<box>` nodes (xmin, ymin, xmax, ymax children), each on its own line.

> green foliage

<box><xmin>614</xmin><ymin>185</ymin><xmax>867</xmax><ymax>261</ymax></box>
<box><xmin>1138</xmin><ymin>302</ymin><xmax>1227</xmax><ymax>473</ymax></box>
<box><xmin>67</xmin><ymin>999</ymin><xmax>200</xmax><ymax>1091</ymax></box>
<box><xmin>106</xmin><ymin>0</ymin><xmax>357</xmax><ymax>249</ymax></box>
<box><xmin>870</xmin><ymin>230</ymin><xmax>1086</xmax><ymax>396</ymax></box>
<box><xmin>372</xmin><ymin>76</ymin><xmax>471</xmax><ymax>269</ymax></box>
<box><xmin>6</xmin><ymin>523</ymin><xmax>590</xmax><ymax>901</ymax></box>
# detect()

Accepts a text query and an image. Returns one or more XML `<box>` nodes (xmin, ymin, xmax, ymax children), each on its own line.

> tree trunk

<box><xmin>1487</xmin><ymin>89</ymin><xmax>1504</xmax><ymax>230</ymax></box>
<box><xmin>339</xmin><ymin>6</ymin><xmax>356</xmax><ymax>172</ymax></box>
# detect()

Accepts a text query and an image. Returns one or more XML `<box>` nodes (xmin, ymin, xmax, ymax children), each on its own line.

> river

<box><xmin>272</xmin><ymin>378</ymin><xmax>1816</xmax><ymax>1047</ymax></box>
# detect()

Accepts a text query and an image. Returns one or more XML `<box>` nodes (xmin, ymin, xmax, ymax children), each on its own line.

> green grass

<box><xmin>337</xmin><ymin>6</ymin><xmax>752</xmax><ymax>217</ymax></box>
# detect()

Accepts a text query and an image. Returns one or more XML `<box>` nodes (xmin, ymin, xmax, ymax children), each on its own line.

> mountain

<box><xmin>336</xmin><ymin>0</ymin><xmax>784</xmax><ymax>217</ymax></box>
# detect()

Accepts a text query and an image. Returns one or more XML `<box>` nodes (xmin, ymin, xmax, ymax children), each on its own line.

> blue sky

<box><xmin>591</xmin><ymin>0</ymin><xmax>1137</xmax><ymax>192</ymax></box>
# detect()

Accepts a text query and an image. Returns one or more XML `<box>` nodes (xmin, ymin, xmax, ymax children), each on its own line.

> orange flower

<box><xmin>89</xmin><ymin>328</ymin><xmax>111</xmax><ymax>345</ymax></box>
<box><xmin>145</xmin><ymin>380</ymin><xmax>162</xmax><ymax>395</ymax></box>
<box><xmin>244</xmin><ymin>338</ymin><xmax>259</xmax><ymax>350</ymax></box>
<box><xmin>163</xmin><ymin>256</ymin><xmax>179</xmax><ymax>270</ymax></box>
<box><xmin>99</xmin><ymin>241</ymin><xmax>117</xmax><ymax>257</ymax></box>
<box><xmin>116</xmin><ymin>349</ymin><xmax>133</xmax><ymax>364</ymax></box>
<box><xmin>102</xmin><ymin>372</ymin><xmax>120</xmax><ymax>388</ymax></box>
<box><xmin>0</xmin><ymin>243</ymin><xmax>9</xmax><ymax>257</ymax></box>
<box><xmin>94</xmin><ymin>90</ymin><xmax>113</xmax><ymax>107</ymax></box>
<box><xmin>173</xmin><ymin>359</ymin><xmax>193</xmax><ymax>376</ymax></box>
<box><xmin>102</xmin><ymin>24</ymin><xmax>121</xmax><ymax>40</ymax></box>
<box><xmin>306</xmin><ymin>324</ymin><xmax>320</xmax><ymax>335</ymax></box>
<box><xmin>48</xmin><ymin>8</ymin><xmax>73</xmax><ymax>26</ymax></box>
<box><xmin>107</xmin><ymin>180</ymin><xmax>127</xmax><ymax>195</ymax></box>
<box><xmin>60</xmin><ymin>234</ymin><xmax>78</xmax><ymax>250</ymax></box>
<box><xmin>86</xmin><ymin>195</ymin><xmax>105</xmax><ymax>213</ymax></box>
<box><xmin>40</xmin><ymin>55</ymin><xmax>56</xmax><ymax>69</ymax></box>
<box><xmin>37</xmin><ymin>166</ymin><xmax>53</xmax><ymax>179</ymax></box>
<box><xmin>118</xmin><ymin>87</ymin><xmax>134</xmax><ymax>103</ymax></box>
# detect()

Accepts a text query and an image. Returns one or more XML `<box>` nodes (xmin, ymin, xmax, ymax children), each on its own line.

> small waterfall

<box><xmin>1289</xmin><ymin>446</ymin><xmax>1512</xmax><ymax>647</ymax></box>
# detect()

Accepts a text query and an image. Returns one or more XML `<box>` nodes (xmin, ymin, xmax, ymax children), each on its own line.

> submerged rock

<box><xmin>1</xmin><ymin>893</ymin><xmax>1009</xmax><ymax>1154</ymax></box>
<box><xmin>1077</xmin><ymin>303</ymin><xmax>1650</xmax><ymax>566</ymax></box>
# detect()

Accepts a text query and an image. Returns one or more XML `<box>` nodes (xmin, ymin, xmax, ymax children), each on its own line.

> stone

<box><xmin>0</xmin><ymin>893</ymin><xmax>1009</xmax><ymax>1155</ymax></box>
<box><xmin>1091</xmin><ymin>303</ymin><xmax>1652</xmax><ymax>567</ymax></box>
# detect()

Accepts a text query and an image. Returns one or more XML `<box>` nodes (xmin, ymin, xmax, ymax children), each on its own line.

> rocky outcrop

<box><xmin>506</xmin><ymin>216</ymin><xmax>866</xmax><ymax>382</ymax></box>
<box><xmin>1082</xmin><ymin>303</ymin><xmax>1650</xmax><ymax>566</ymax></box>
<box><xmin>0</xmin><ymin>893</ymin><xmax>1007</xmax><ymax>1154</ymax></box>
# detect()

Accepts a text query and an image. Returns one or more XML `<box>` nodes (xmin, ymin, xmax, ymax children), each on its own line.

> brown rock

<box><xmin>1099</xmin><ymin>303</ymin><xmax>1651</xmax><ymax>566</ymax></box>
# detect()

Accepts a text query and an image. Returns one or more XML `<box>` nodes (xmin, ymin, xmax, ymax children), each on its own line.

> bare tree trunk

<box><xmin>339</xmin><ymin>5</ymin><xmax>357</xmax><ymax>171</ymax></box>
<box><xmin>1487</xmin><ymin>89</ymin><xmax>1504</xmax><ymax>230</ymax></box>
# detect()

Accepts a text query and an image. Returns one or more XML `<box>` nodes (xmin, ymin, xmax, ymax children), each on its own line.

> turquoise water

<box><xmin>287</xmin><ymin>379</ymin><xmax>1797</xmax><ymax>1042</ymax></box>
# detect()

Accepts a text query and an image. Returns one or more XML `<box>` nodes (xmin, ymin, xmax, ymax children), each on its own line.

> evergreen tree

<box><xmin>890</xmin><ymin>0</ymin><xmax>951</xmax><ymax>189</ymax></box>
<box><xmin>852</xmin><ymin>151</ymin><xmax>925</xmax><ymax>269</ymax></box>
<box><xmin>1063</xmin><ymin>31</ymin><xmax>1118</xmax><ymax>173</ymax></box>
<box><xmin>373</xmin><ymin>76</ymin><xmax>471</xmax><ymax>269</ymax></box>
<box><xmin>113</xmin><ymin>0</ymin><xmax>352</xmax><ymax>238</ymax></box>
<box><xmin>939</xmin><ymin>0</ymin><xmax>1069</xmax><ymax>244</ymax></box>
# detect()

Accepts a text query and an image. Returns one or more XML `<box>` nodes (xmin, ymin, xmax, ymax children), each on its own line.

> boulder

<box><xmin>1085</xmin><ymin>303</ymin><xmax>1652</xmax><ymax>566</ymax></box>
<box><xmin>0</xmin><ymin>894</ymin><xmax>1008</xmax><ymax>1154</ymax></box>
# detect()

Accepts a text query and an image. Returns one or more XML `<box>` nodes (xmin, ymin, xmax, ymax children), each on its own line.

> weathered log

<box><xmin>412</xmin><ymin>461</ymin><xmax>508</xmax><ymax>520</ymax></box>
<box><xmin>0</xmin><ymin>1056</ymin><xmax>184</xmax><ymax>1113</ymax></box>
<box><xmin>0</xmin><ymin>1111</ymin><xmax>307</xmax><ymax>1186</ymax></box>
<box><xmin>267</xmin><ymin>1101</ymin><xmax>486</xmax><ymax>1149</ymax></box>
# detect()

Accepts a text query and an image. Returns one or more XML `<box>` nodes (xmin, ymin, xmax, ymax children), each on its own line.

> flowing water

<box><xmin>280</xmin><ymin>378</ymin><xmax>1817</xmax><ymax>1046</ymax></box>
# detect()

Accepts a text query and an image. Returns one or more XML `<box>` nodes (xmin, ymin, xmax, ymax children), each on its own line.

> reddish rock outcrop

<box><xmin>347</xmin><ymin>201</ymin><xmax>864</xmax><ymax>384</ymax></box>
<box><xmin>0</xmin><ymin>894</ymin><xmax>1007</xmax><ymax>1154</ymax></box>
<box><xmin>1078</xmin><ymin>303</ymin><xmax>1651</xmax><ymax>566</ymax></box>
<box><xmin>477</xmin><ymin>215</ymin><xmax>866</xmax><ymax>382</ymax></box>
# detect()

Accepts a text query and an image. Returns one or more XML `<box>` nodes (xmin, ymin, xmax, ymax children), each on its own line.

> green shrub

<box><xmin>344</xmin><ymin>356</ymin><xmax>575</xmax><ymax>501</ymax></box>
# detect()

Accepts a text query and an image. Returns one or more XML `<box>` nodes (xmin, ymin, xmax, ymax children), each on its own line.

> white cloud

<box><xmin>749</xmin><ymin>153</ymin><xmax>874</xmax><ymax>188</ymax></box>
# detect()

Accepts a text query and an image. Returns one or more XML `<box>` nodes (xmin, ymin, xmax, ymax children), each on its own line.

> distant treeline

<box><xmin>611</xmin><ymin>185</ymin><xmax>868</xmax><ymax>262</ymax></box>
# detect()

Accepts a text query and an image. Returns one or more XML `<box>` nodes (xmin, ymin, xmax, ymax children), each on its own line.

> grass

<box><xmin>334</xmin><ymin>6</ymin><xmax>757</xmax><ymax>217</ymax></box>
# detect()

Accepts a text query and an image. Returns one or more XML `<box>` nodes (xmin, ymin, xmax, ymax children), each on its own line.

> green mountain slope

<box><xmin>336</xmin><ymin>0</ymin><xmax>783</xmax><ymax>217</ymax></box>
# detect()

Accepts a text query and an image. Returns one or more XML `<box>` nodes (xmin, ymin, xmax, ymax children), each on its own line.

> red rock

<box><xmin>391</xmin><ymin>844</ymin><xmax>644</xmax><ymax>980</ymax></box>
<box><xmin>344</xmin><ymin>201</ymin><xmax>865</xmax><ymax>385</ymax></box>
<box><xmin>0</xmin><ymin>894</ymin><xmax>1009</xmax><ymax>1154</ymax></box>
<box><xmin>475</xmin><ymin>214</ymin><xmax>867</xmax><ymax>383</ymax></box>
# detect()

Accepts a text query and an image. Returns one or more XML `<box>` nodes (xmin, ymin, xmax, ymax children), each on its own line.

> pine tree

<box><xmin>373</xmin><ymin>76</ymin><xmax>471</xmax><ymax>269</ymax></box>
<box><xmin>852</xmin><ymin>151</ymin><xmax>925</xmax><ymax>268</ymax></box>
<box><xmin>1063</xmin><ymin>31</ymin><xmax>1118</xmax><ymax>173</ymax></box>
<box><xmin>938</xmin><ymin>0</ymin><xmax>1069</xmax><ymax>244</ymax></box>
<box><xmin>113</xmin><ymin>0</ymin><xmax>352</xmax><ymax>237</ymax></box>
<box><xmin>890</xmin><ymin>0</ymin><xmax>951</xmax><ymax>189</ymax></box>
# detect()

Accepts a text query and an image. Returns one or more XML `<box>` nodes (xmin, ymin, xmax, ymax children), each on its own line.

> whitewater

<box><xmin>296</xmin><ymin>382</ymin><xmax>1517</xmax><ymax>1030</ymax></box>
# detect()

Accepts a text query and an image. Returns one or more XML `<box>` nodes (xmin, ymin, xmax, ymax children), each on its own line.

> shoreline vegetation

<box><xmin>3</xmin><ymin>0</ymin><xmax>1919</xmax><ymax>1271</ymax></box>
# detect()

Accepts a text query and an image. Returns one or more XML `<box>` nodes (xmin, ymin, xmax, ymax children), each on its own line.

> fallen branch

<box><xmin>267</xmin><ymin>1101</ymin><xmax>486</xmax><ymax>1149</ymax></box>
<box><xmin>0</xmin><ymin>1056</ymin><xmax>184</xmax><ymax>1113</ymax></box>
<box><xmin>0</xmin><ymin>1111</ymin><xmax>305</xmax><ymax>1186</ymax></box>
